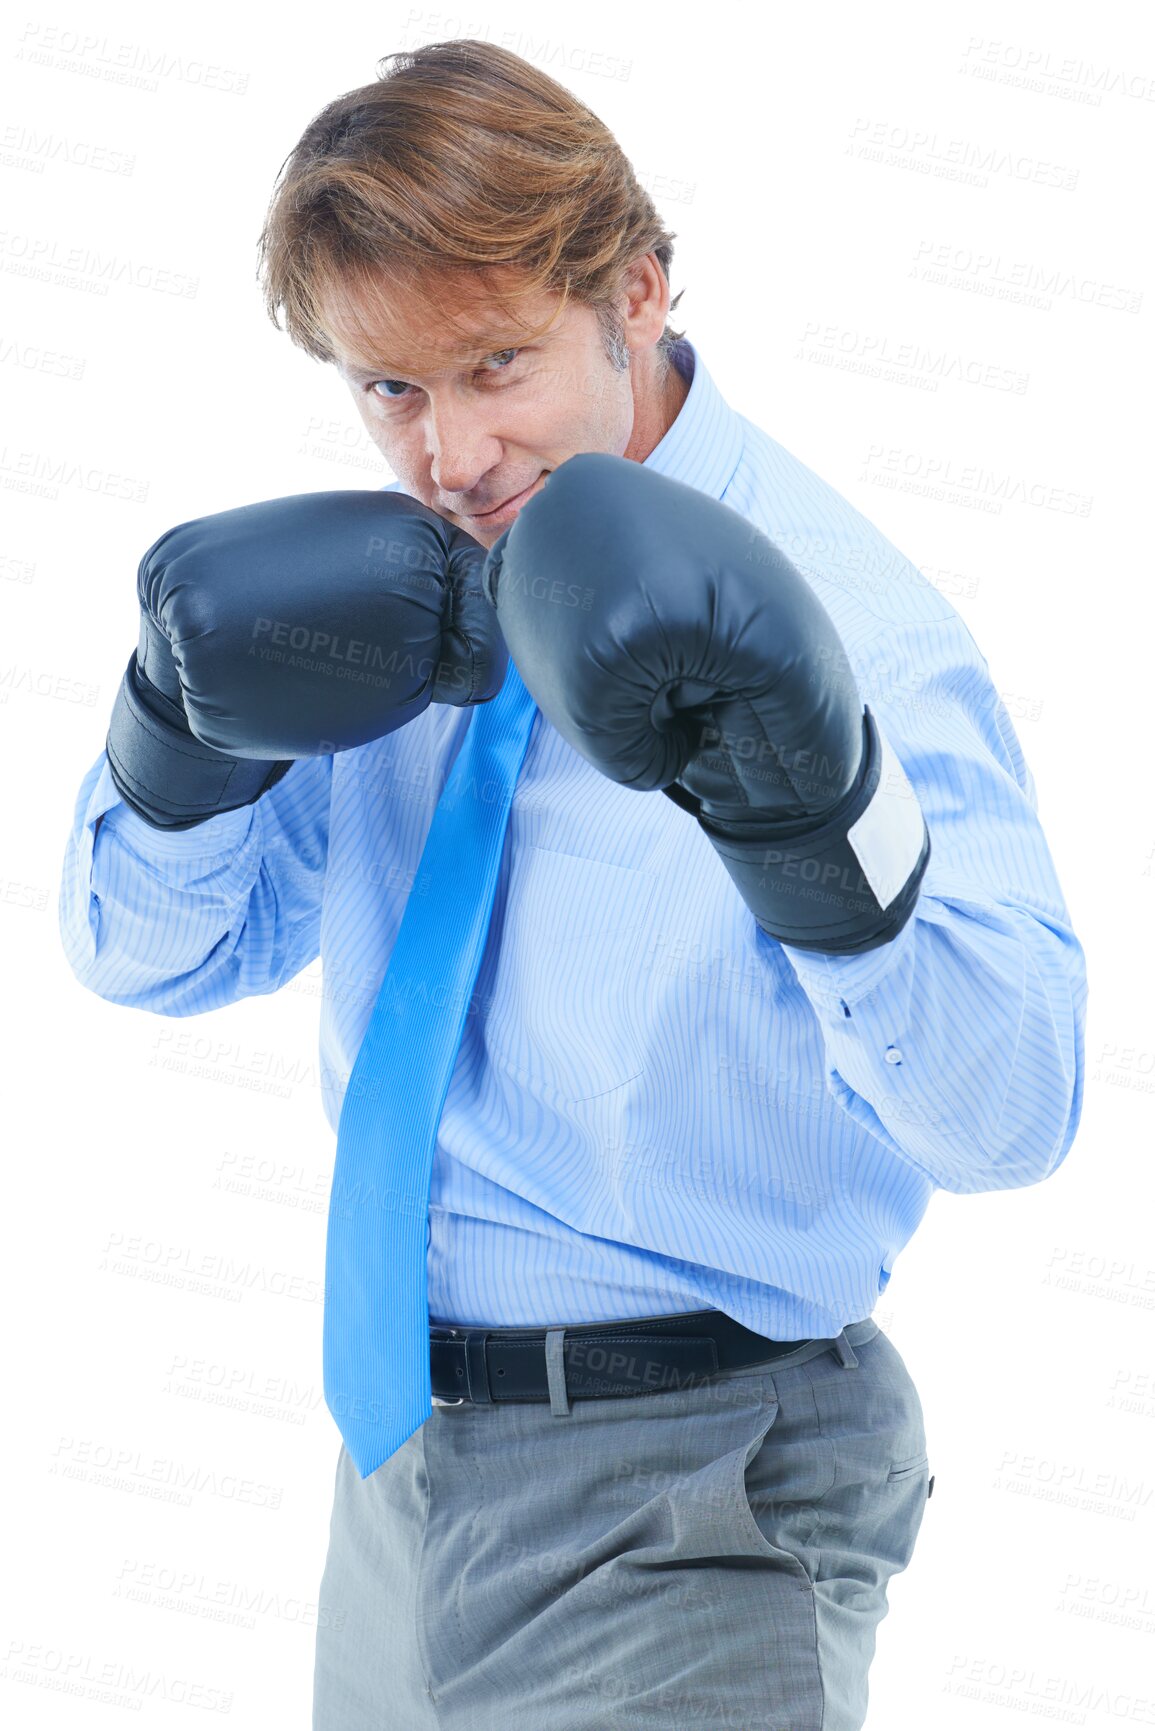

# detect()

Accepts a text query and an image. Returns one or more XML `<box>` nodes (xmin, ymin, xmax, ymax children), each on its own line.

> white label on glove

<box><xmin>847</xmin><ymin>720</ymin><xmax>926</xmax><ymax>910</ymax></box>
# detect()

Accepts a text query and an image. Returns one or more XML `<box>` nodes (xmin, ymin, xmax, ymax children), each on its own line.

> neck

<box><xmin>623</xmin><ymin>351</ymin><xmax>690</xmax><ymax>464</ymax></box>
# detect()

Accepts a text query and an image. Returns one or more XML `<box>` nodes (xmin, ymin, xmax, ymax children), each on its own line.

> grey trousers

<box><xmin>312</xmin><ymin>1316</ymin><xmax>931</xmax><ymax>1729</ymax></box>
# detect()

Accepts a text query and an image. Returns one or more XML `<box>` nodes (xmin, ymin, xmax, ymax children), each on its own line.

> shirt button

<box><xmin>884</xmin><ymin>1045</ymin><xmax>903</xmax><ymax>1064</ymax></box>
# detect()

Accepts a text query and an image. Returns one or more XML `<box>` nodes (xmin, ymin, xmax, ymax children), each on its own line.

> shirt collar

<box><xmin>640</xmin><ymin>337</ymin><xmax>745</xmax><ymax>501</ymax></box>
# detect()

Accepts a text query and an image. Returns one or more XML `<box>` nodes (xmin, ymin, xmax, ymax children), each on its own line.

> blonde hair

<box><xmin>256</xmin><ymin>38</ymin><xmax>685</xmax><ymax>378</ymax></box>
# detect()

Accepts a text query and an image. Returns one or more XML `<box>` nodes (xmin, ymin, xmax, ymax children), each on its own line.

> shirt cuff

<box><xmin>88</xmin><ymin>751</ymin><xmax>256</xmax><ymax>860</ymax></box>
<box><xmin>774</xmin><ymin>896</ymin><xmax>920</xmax><ymax>1020</ymax></box>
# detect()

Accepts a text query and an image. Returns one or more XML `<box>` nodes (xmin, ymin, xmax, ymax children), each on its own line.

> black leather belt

<box><xmin>429</xmin><ymin>1307</ymin><xmax>822</xmax><ymax>1405</ymax></box>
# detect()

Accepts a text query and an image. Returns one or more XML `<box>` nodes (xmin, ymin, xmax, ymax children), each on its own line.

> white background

<box><xmin>3</xmin><ymin>1</ymin><xmax>1153</xmax><ymax>1724</ymax></box>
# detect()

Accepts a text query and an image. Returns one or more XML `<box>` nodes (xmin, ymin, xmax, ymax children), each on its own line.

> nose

<box><xmin>425</xmin><ymin>393</ymin><xmax>501</xmax><ymax>504</ymax></box>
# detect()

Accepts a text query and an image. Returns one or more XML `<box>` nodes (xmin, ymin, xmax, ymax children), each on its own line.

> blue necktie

<box><xmin>322</xmin><ymin>656</ymin><xmax>538</xmax><ymax>1479</ymax></box>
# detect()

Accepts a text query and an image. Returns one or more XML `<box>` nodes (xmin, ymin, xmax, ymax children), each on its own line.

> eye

<box><xmin>480</xmin><ymin>348</ymin><xmax>520</xmax><ymax>372</ymax></box>
<box><xmin>370</xmin><ymin>378</ymin><xmax>413</xmax><ymax>400</ymax></box>
<box><xmin>368</xmin><ymin>348</ymin><xmax>522</xmax><ymax>402</ymax></box>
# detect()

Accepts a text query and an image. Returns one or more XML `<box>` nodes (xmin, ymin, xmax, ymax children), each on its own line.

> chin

<box><xmin>464</xmin><ymin>520</ymin><xmax>501</xmax><ymax>548</ymax></box>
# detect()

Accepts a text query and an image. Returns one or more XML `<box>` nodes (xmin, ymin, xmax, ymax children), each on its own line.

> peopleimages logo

<box><xmin>858</xmin><ymin>445</ymin><xmax>1093</xmax><ymax>517</ymax></box>
<box><xmin>846</xmin><ymin>117</ymin><xmax>1080</xmax><ymax>190</ymax></box>
<box><xmin>0</xmin><ymin>123</ymin><xmax>135</xmax><ymax>175</ymax></box>
<box><xmin>958</xmin><ymin>36</ymin><xmax>1155</xmax><ymax>104</ymax></box>
<box><xmin>795</xmin><ymin>322</ymin><xmax>1029</xmax><ymax>395</ymax></box>
<box><xmin>912</xmin><ymin>239</ymin><xmax>1143</xmax><ymax>313</ymax></box>
<box><xmin>14</xmin><ymin>23</ymin><xmax>249</xmax><ymax>94</ymax></box>
<box><xmin>0</xmin><ymin>229</ymin><xmax>198</xmax><ymax>297</ymax></box>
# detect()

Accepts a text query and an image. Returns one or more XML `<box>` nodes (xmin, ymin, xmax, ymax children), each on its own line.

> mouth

<box><xmin>464</xmin><ymin>472</ymin><xmax>547</xmax><ymax>528</ymax></box>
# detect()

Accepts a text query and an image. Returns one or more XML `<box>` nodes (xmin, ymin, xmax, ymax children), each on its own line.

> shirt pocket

<box><xmin>483</xmin><ymin>845</ymin><xmax>655</xmax><ymax>1104</ymax></box>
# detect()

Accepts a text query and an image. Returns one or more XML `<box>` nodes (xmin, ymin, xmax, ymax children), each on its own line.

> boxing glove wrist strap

<box><xmin>670</xmin><ymin>706</ymin><xmax>932</xmax><ymax>956</ymax></box>
<box><xmin>105</xmin><ymin>651</ymin><xmax>292</xmax><ymax>831</ymax></box>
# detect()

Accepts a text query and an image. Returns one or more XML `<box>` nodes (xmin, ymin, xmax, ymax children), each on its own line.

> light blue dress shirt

<box><xmin>58</xmin><ymin>338</ymin><xmax>1087</xmax><ymax>1338</ymax></box>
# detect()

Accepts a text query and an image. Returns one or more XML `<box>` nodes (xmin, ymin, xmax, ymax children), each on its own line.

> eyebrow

<box><xmin>339</xmin><ymin>333</ymin><xmax>545</xmax><ymax>381</ymax></box>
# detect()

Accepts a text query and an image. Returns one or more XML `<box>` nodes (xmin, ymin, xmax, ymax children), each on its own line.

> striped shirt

<box><xmin>58</xmin><ymin>336</ymin><xmax>1087</xmax><ymax>1337</ymax></box>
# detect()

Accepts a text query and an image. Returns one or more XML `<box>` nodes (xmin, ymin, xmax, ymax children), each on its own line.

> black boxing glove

<box><xmin>482</xmin><ymin>453</ymin><xmax>930</xmax><ymax>956</ymax></box>
<box><xmin>105</xmin><ymin>490</ymin><xmax>508</xmax><ymax>830</ymax></box>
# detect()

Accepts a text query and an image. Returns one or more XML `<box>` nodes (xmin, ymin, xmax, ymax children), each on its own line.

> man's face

<box><xmin>322</xmin><ymin>271</ymin><xmax>641</xmax><ymax>548</ymax></box>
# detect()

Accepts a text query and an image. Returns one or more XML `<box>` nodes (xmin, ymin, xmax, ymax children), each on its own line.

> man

<box><xmin>60</xmin><ymin>39</ymin><xmax>1087</xmax><ymax>1730</ymax></box>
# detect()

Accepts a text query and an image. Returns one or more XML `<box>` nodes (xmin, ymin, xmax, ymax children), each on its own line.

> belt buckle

<box><xmin>433</xmin><ymin>1326</ymin><xmax>467</xmax><ymax>1405</ymax></box>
